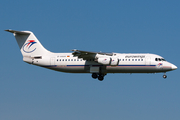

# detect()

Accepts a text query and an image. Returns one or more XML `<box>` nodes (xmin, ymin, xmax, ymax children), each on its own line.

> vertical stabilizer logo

<box><xmin>23</xmin><ymin>40</ymin><xmax>37</xmax><ymax>53</ymax></box>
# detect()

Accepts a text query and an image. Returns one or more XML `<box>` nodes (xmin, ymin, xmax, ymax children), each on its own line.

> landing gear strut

<box><xmin>163</xmin><ymin>73</ymin><xmax>167</xmax><ymax>79</ymax></box>
<box><xmin>91</xmin><ymin>73</ymin><xmax>106</xmax><ymax>81</ymax></box>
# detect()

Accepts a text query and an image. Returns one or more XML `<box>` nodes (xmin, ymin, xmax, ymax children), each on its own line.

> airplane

<box><xmin>5</xmin><ymin>29</ymin><xmax>177</xmax><ymax>81</ymax></box>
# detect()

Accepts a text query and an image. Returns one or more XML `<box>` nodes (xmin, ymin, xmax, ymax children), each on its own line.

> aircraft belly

<box><xmin>60</xmin><ymin>67</ymin><xmax>88</xmax><ymax>73</ymax></box>
<box><xmin>106</xmin><ymin>65</ymin><xmax>166</xmax><ymax>73</ymax></box>
<box><xmin>44</xmin><ymin>65</ymin><xmax>88</xmax><ymax>73</ymax></box>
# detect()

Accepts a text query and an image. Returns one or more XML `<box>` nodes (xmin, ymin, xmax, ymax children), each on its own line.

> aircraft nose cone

<box><xmin>172</xmin><ymin>64</ymin><xmax>177</xmax><ymax>70</ymax></box>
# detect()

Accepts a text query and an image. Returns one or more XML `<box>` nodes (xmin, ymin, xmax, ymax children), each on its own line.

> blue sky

<box><xmin>0</xmin><ymin>0</ymin><xmax>180</xmax><ymax>120</ymax></box>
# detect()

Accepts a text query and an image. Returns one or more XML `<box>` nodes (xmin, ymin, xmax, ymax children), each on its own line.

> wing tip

<box><xmin>5</xmin><ymin>29</ymin><xmax>12</xmax><ymax>32</ymax></box>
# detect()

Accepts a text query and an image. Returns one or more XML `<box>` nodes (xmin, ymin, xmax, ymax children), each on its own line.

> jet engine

<box><xmin>97</xmin><ymin>57</ymin><xmax>119</xmax><ymax>66</ymax></box>
<box><xmin>97</xmin><ymin>58</ymin><xmax>111</xmax><ymax>65</ymax></box>
<box><xmin>110</xmin><ymin>57</ymin><xmax>119</xmax><ymax>66</ymax></box>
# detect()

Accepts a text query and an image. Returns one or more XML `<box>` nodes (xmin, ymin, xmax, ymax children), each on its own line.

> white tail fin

<box><xmin>5</xmin><ymin>29</ymin><xmax>50</xmax><ymax>57</ymax></box>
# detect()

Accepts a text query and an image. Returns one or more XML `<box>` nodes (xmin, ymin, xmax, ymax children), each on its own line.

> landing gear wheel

<box><xmin>98</xmin><ymin>75</ymin><xmax>104</xmax><ymax>81</ymax></box>
<box><xmin>163</xmin><ymin>75</ymin><xmax>167</xmax><ymax>79</ymax></box>
<box><xmin>92</xmin><ymin>73</ymin><xmax>98</xmax><ymax>79</ymax></box>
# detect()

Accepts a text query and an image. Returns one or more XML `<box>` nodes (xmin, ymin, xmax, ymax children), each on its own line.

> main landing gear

<box><xmin>163</xmin><ymin>73</ymin><xmax>167</xmax><ymax>79</ymax></box>
<box><xmin>92</xmin><ymin>73</ymin><xmax>106</xmax><ymax>81</ymax></box>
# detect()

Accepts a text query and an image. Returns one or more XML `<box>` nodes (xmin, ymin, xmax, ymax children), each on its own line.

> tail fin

<box><xmin>5</xmin><ymin>29</ymin><xmax>50</xmax><ymax>57</ymax></box>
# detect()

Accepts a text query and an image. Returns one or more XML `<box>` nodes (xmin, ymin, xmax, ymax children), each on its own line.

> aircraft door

<box><xmin>146</xmin><ymin>57</ymin><xmax>151</xmax><ymax>65</ymax></box>
<box><xmin>50</xmin><ymin>57</ymin><xmax>55</xmax><ymax>65</ymax></box>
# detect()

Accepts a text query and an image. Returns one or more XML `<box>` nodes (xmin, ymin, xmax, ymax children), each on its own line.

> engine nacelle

<box><xmin>110</xmin><ymin>57</ymin><xmax>119</xmax><ymax>66</ymax></box>
<box><xmin>97</xmin><ymin>58</ymin><xmax>111</xmax><ymax>65</ymax></box>
<box><xmin>97</xmin><ymin>57</ymin><xmax>119</xmax><ymax>66</ymax></box>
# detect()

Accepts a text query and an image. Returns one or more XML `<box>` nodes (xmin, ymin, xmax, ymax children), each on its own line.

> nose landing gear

<box><xmin>163</xmin><ymin>73</ymin><xmax>167</xmax><ymax>79</ymax></box>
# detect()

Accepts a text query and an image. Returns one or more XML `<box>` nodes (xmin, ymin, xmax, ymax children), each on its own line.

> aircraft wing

<box><xmin>71</xmin><ymin>49</ymin><xmax>113</xmax><ymax>60</ymax></box>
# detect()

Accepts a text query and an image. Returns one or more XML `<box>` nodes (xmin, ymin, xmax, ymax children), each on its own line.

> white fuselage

<box><xmin>28</xmin><ymin>52</ymin><xmax>176</xmax><ymax>74</ymax></box>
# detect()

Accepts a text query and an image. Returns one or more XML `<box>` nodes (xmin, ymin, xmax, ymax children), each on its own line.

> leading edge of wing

<box><xmin>71</xmin><ymin>49</ymin><xmax>113</xmax><ymax>56</ymax></box>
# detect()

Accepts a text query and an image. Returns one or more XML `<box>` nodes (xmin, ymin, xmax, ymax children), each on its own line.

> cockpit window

<box><xmin>155</xmin><ymin>58</ymin><xmax>166</xmax><ymax>61</ymax></box>
<box><xmin>161</xmin><ymin>58</ymin><xmax>166</xmax><ymax>61</ymax></box>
